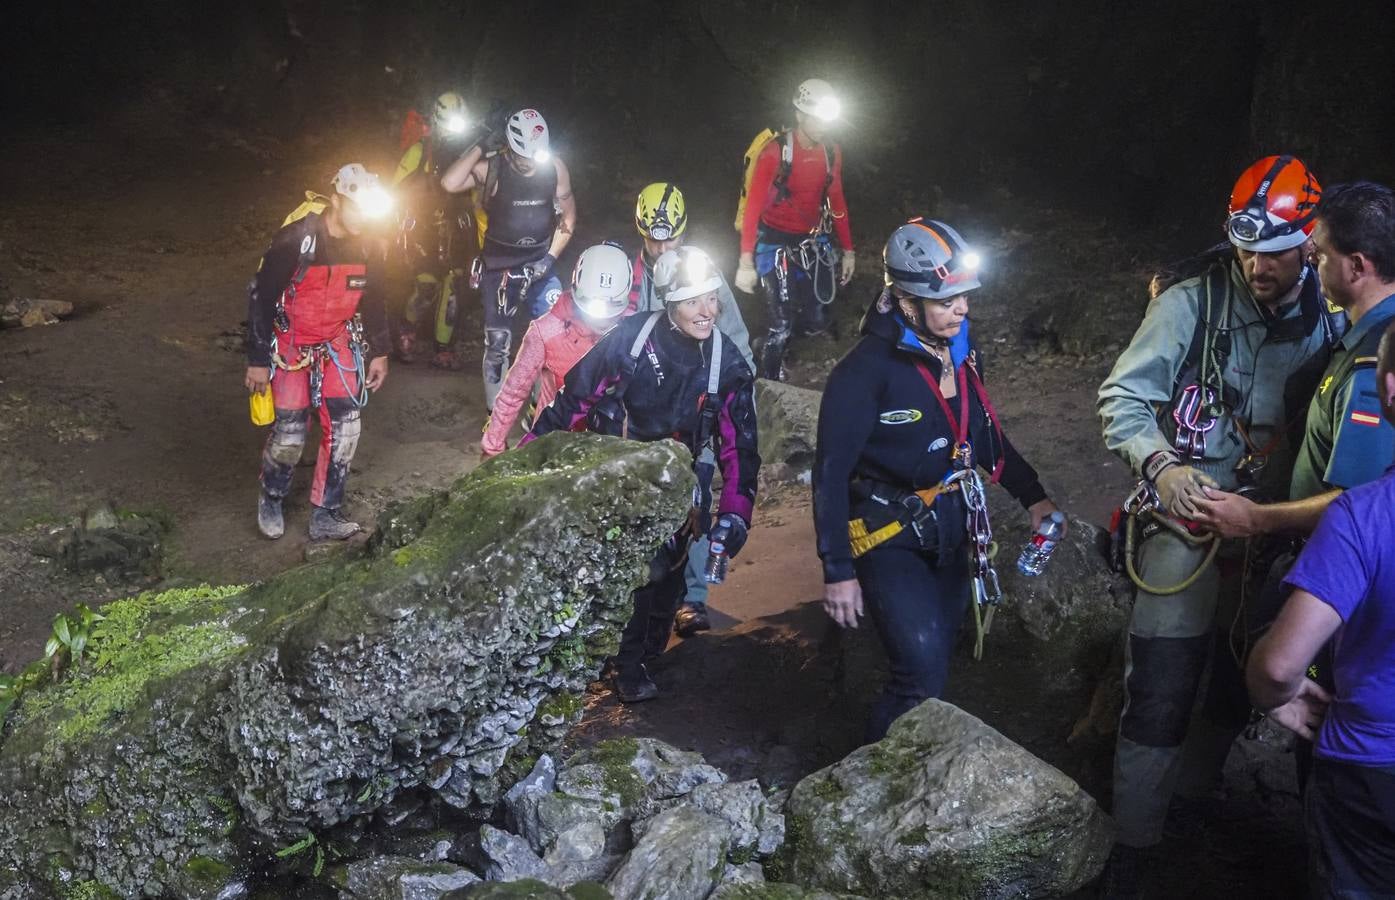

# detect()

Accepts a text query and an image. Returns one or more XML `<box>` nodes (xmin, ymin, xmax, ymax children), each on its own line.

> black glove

<box><xmin>524</xmin><ymin>253</ymin><xmax>556</xmax><ymax>283</ymax></box>
<box><xmin>711</xmin><ymin>514</ymin><xmax>749</xmax><ymax>559</ymax></box>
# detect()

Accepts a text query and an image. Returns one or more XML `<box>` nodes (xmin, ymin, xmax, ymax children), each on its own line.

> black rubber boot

<box><xmin>613</xmin><ymin>665</ymin><xmax>659</xmax><ymax>704</ymax></box>
<box><xmin>674</xmin><ymin>602</ymin><xmax>711</xmax><ymax>637</ymax></box>
<box><xmin>257</xmin><ymin>492</ymin><xmax>284</xmax><ymax>540</ymax></box>
<box><xmin>309</xmin><ymin>506</ymin><xmax>360</xmax><ymax>541</ymax></box>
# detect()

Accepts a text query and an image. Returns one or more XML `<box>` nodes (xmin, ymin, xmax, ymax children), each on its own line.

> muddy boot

<box><xmin>257</xmin><ymin>492</ymin><xmax>284</xmax><ymax>540</ymax></box>
<box><xmin>674</xmin><ymin>602</ymin><xmax>711</xmax><ymax>637</ymax></box>
<box><xmin>430</xmin><ymin>348</ymin><xmax>465</xmax><ymax>371</ymax></box>
<box><xmin>309</xmin><ymin>506</ymin><xmax>360</xmax><ymax>541</ymax></box>
<box><xmin>612</xmin><ymin>664</ymin><xmax>659</xmax><ymax>704</ymax></box>
<box><xmin>1096</xmin><ymin>843</ymin><xmax>1147</xmax><ymax>899</ymax></box>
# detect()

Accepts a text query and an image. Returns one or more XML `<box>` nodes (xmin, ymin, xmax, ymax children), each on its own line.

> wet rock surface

<box><xmin>0</xmin><ymin>435</ymin><xmax>694</xmax><ymax>898</ymax></box>
<box><xmin>332</xmin><ymin>855</ymin><xmax>480</xmax><ymax>900</ymax></box>
<box><xmin>785</xmin><ymin>699</ymin><xmax>1113</xmax><ymax>899</ymax></box>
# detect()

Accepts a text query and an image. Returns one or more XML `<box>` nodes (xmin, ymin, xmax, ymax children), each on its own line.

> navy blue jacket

<box><xmin>814</xmin><ymin>295</ymin><xmax>1047</xmax><ymax>583</ymax></box>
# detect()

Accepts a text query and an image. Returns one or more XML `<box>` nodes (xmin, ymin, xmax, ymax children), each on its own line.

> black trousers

<box><xmin>853</xmin><ymin>530</ymin><xmax>970</xmax><ymax>742</ymax></box>
<box><xmin>1306</xmin><ymin>757</ymin><xmax>1395</xmax><ymax>898</ymax></box>
<box><xmin>614</xmin><ymin>539</ymin><xmax>690</xmax><ymax>681</ymax></box>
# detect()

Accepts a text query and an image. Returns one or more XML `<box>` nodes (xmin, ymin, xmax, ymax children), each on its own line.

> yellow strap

<box><xmin>849</xmin><ymin>518</ymin><xmax>903</xmax><ymax>558</ymax></box>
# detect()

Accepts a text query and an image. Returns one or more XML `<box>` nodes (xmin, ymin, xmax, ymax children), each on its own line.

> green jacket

<box><xmin>632</xmin><ymin>251</ymin><xmax>755</xmax><ymax>371</ymax></box>
<box><xmin>1098</xmin><ymin>261</ymin><xmax>1336</xmax><ymax>496</ymax></box>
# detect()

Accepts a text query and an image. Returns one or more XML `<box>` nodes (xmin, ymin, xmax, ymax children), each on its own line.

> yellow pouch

<box><xmin>249</xmin><ymin>388</ymin><xmax>275</xmax><ymax>426</ymax></box>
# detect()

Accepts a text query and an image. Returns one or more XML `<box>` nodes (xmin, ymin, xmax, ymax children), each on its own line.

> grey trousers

<box><xmin>1112</xmin><ymin>527</ymin><xmax>1253</xmax><ymax>847</ymax></box>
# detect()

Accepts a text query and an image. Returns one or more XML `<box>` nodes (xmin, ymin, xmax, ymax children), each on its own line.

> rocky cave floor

<box><xmin>0</xmin><ymin>109</ymin><xmax>1306</xmax><ymax>897</ymax></box>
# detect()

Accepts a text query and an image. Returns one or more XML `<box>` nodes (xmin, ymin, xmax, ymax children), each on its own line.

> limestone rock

<box><xmin>710</xmin><ymin>885</ymin><xmax>865</xmax><ymax>900</ymax></box>
<box><xmin>0</xmin><ymin>435</ymin><xmax>695</xmax><ymax>898</ymax></box>
<box><xmin>480</xmin><ymin>825</ymin><xmax>548</xmax><ymax>883</ymax></box>
<box><xmin>2</xmin><ymin>297</ymin><xmax>73</xmax><ymax>328</ymax></box>
<box><xmin>754</xmin><ymin>379</ymin><xmax>821</xmax><ymax>485</ymax></box>
<box><xmin>989</xmin><ymin>505</ymin><xmax>1131</xmax><ymax>676</ymax></box>
<box><xmin>447</xmin><ymin>880</ymin><xmax>612</xmax><ymax>899</ymax></box>
<box><xmin>332</xmin><ymin>855</ymin><xmax>480</xmax><ymax>899</ymax></box>
<box><xmin>786</xmin><ymin>699</ymin><xmax>1113</xmax><ymax>898</ymax></box>
<box><xmin>605</xmin><ymin>805</ymin><xmax>731</xmax><ymax>900</ymax></box>
<box><xmin>684</xmin><ymin>779</ymin><xmax>784</xmax><ymax>859</ymax></box>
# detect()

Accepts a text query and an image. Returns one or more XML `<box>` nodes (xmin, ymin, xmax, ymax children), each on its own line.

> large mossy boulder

<box><xmin>784</xmin><ymin>700</ymin><xmax>1112</xmax><ymax>899</ymax></box>
<box><xmin>0</xmin><ymin>434</ymin><xmax>694</xmax><ymax>899</ymax></box>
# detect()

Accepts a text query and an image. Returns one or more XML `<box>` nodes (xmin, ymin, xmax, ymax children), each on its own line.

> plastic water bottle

<box><xmin>1016</xmin><ymin>511</ymin><xmax>1067</xmax><ymax>577</ymax></box>
<box><xmin>704</xmin><ymin>538</ymin><xmax>730</xmax><ymax>584</ymax></box>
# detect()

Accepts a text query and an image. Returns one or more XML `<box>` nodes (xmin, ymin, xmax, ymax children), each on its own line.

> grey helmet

<box><xmin>882</xmin><ymin>218</ymin><xmax>982</xmax><ymax>300</ymax></box>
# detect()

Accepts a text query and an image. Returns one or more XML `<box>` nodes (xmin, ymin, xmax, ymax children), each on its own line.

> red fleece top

<box><xmin>739</xmin><ymin>133</ymin><xmax>852</xmax><ymax>253</ymax></box>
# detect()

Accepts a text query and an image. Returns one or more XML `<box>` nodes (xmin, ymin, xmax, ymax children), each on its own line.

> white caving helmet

<box><xmin>433</xmin><ymin>91</ymin><xmax>469</xmax><ymax>136</ymax></box>
<box><xmin>572</xmin><ymin>243</ymin><xmax>633</xmax><ymax>322</ymax></box>
<box><xmin>331</xmin><ymin>163</ymin><xmax>393</xmax><ymax>218</ymax></box>
<box><xmin>793</xmin><ymin>78</ymin><xmax>840</xmax><ymax>122</ymax></box>
<box><xmin>653</xmin><ymin>246</ymin><xmax>724</xmax><ymax>305</ymax></box>
<box><xmin>883</xmin><ymin>217</ymin><xmax>982</xmax><ymax>300</ymax></box>
<box><xmin>506</xmin><ymin>108</ymin><xmax>551</xmax><ymax>163</ymax></box>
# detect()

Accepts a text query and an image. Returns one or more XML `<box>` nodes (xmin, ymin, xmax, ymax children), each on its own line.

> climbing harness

<box><xmin>1115</xmin><ymin>479</ymin><xmax>1220</xmax><ymax>596</ymax></box>
<box><xmin>270</xmin><ymin>318</ymin><xmax>371</xmax><ymax>411</ymax></box>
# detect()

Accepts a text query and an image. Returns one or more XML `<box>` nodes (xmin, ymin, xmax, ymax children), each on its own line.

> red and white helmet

<box><xmin>1226</xmin><ymin>155</ymin><xmax>1322</xmax><ymax>253</ymax></box>
<box><xmin>506</xmin><ymin>108</ymin><xmax>551</xmax><ymax>162</ymax></box>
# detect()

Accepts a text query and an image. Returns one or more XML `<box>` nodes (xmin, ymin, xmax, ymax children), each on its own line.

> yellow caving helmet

<box><xmin>635</xmin><ymin>182</ymin><xmax>688</xmax><ymax>241</ymax></box>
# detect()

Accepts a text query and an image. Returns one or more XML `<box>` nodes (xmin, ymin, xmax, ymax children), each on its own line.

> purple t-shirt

<box><xmin>1285</xmin><ymin>466</ymin><xmax>1395</xmax><ymax>764</ymax></box>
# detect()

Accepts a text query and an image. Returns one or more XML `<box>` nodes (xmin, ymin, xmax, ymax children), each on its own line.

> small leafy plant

<box><xmin>44</xmin><ymin>604</ymin><xmax>105</xmax><ymax>675</ymax></box>
<box><xmin>275</xmin><ymin>832</ymin><xmax>326</xmax><ymax>877</ymax></box>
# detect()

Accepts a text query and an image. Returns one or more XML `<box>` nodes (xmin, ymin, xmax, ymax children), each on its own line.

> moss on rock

<box><xmin>0</xmin><ymin>434</ymin><xmax>695</xmax><ymax>899</ymax></box>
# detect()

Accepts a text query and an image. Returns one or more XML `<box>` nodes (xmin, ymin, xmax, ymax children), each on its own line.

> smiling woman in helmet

<box><xmin>525</xmin><ymin>245</ymin><xmax>760</xmax><ymax>703</ymax></box>
<box><xmin>812</xmin><ymin>217</ymin><xmax>1063</xmax><ymax>741</ymax></box>
<box><xmin>481</xmin><ymin>243</ymin><xmax>633</xmax><ymax>458</ymax></box>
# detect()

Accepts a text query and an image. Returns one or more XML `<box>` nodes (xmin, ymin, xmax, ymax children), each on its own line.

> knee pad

<box><xmin>485</xmin><ymin>327</ymin><xmax>512</xmax><ymax>357</ymax></box>
<box><xmin>325</xmin><ymin>399</ymin><xmax>362</xmax><ymax>463</ymax></box>
<box><xmin>1120</xmin><ymin>632</ymin><xmax>1211</xmax><ymax>747</ymax></box>
<box><xmin>267</xmin><ymin>409</ymin><xmax>309</xmax><ymax>462</ymax></box>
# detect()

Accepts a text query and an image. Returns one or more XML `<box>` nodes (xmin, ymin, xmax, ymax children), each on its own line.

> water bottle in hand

<box><xmin>1016</xmin><ymin>511</ymin><xmax>1067</xmax><ymax>577</ymax></box>
<box><xmin>705</xmin><ymin>538</ymin><xmax>730</xmax><ymax>584</ymax></box>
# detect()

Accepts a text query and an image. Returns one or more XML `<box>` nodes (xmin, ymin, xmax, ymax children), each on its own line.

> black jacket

<box><xmin>814</xmin><ymin>295</ymin><xmax>1047</xmax><ymax>583</ymax></box>
<box><xmin>528</xmin><ymin>311</ymin><xmax>760</xmax><ymax>524</ymax></box>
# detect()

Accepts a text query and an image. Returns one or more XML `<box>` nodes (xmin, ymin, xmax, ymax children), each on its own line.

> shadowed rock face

<box><xmin>0</xmin><ymin>434</ymin><xmax>695</xmax><ymax>899</ymax></box>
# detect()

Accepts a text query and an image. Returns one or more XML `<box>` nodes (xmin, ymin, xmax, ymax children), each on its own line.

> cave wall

<box><xmin>6</xmin><ymin>0</ymin><xmax>1391</xmax><ymax>231</ymax></box>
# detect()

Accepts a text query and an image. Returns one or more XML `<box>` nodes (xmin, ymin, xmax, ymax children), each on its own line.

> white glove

<box><xmin>734</xmin><ymin>258</ymin><xmax>758</xmax><ymax>294</ymax></box>
<box><xmin>1154</xmin><ymin>465</ymin><xmax>1219</xmax><ymax>520</ymax></box>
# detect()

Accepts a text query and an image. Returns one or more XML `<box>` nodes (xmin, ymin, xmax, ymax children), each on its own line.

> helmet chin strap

<box><xmin>895</xmin><ymin>295</ymin><xmax>949</xmax><ymax>345</ymax></box>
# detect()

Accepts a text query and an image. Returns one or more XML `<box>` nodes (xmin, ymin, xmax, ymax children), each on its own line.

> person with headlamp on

<box><xmin>441</xmin><ymin>108</ymin><xmax>577</xmax><ymax>411</ymax></box>
<box><xmin>1095</xmin><ymin>155</ymin><xmax>1342</xmax><ymax>895</ymax></box>
<box><xmin>245</xmin><ymin>163</ymin><xmax>394</xmax><ymax>542</ymax></box>
<box><xmin>735</xmin><ymin>78</ymin><xmax>855</xmax><ymax>381</ymax></box>
<box><xmin>633</xmin><ymin>182</ymin><xmax>754</xmax><ymax>636</ymax></box>
<box><xmin>480</xmin><ymin>243</ymin><xmax>633</xmax><ymax>458</ymax></box>
<box><xmin>526</xmin><ymin>246</ymin><xmax>759</xmax><ymax>703</ymax></box>
<box><xmin>813</xmin><ymin>218</ymin><xmax>1060</xmax><ymax>742</ymax></box>
<box><xmin>392</xmin><ymin>91</ymin><xmax>482</xmax><ymax>370</ymax></box>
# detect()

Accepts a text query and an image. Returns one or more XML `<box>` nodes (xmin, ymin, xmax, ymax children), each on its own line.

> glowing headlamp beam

<box><xmin>443</xmin><ymin>115</ymin><xmax>467</xmax><ymax>134</ymax></box>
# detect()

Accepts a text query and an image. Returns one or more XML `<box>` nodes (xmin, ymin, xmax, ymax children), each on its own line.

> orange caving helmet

<box><xmin>1226</xmin><ymin>155</ymin><xmax>1322</xmax><ymax>253</ymax></box>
